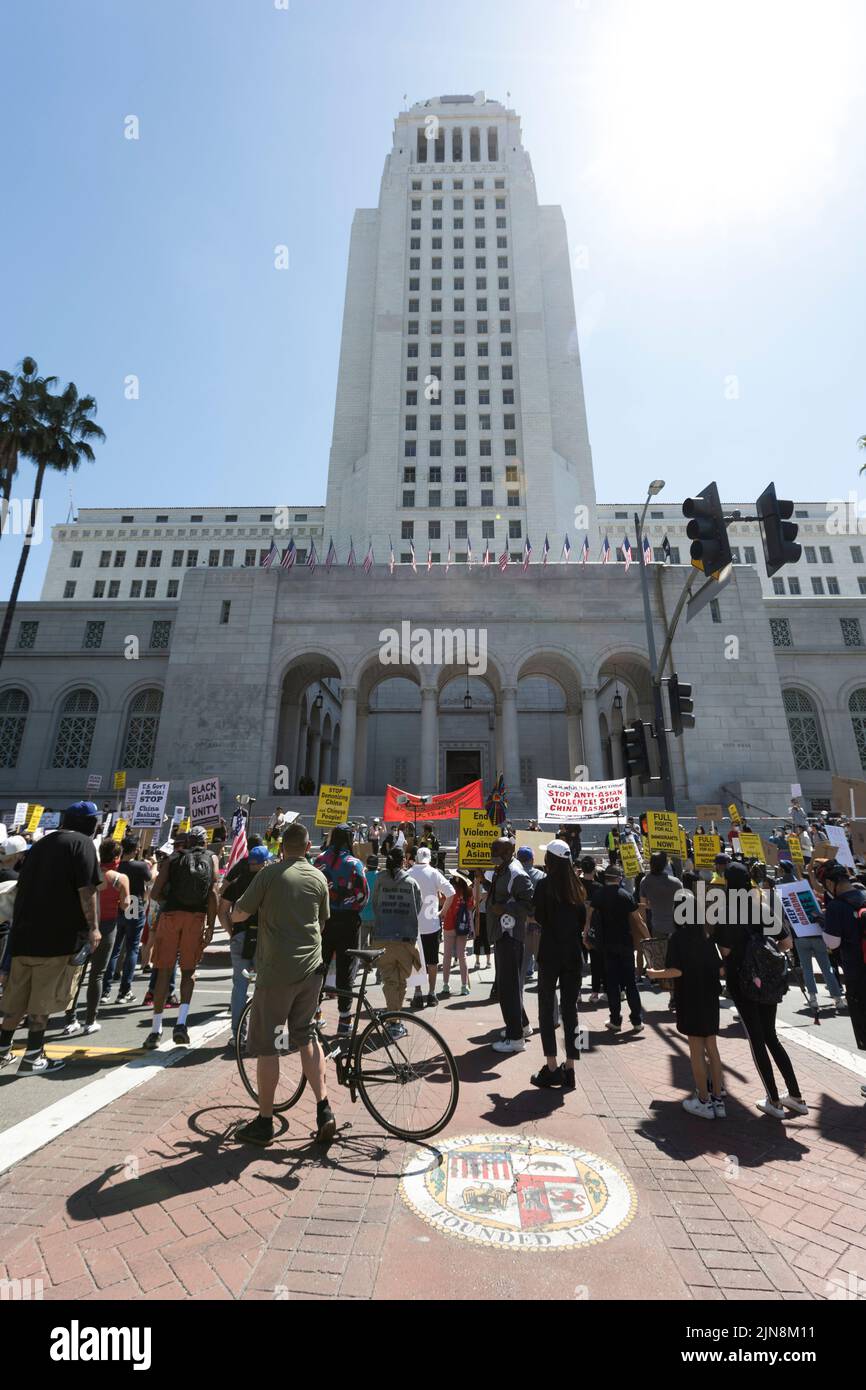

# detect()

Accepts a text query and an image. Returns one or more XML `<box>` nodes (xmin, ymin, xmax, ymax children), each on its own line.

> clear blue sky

<box><xmin>3</xmin><ymin>0</ymin><xmax>865</xmax><ymax>598</ymax></box>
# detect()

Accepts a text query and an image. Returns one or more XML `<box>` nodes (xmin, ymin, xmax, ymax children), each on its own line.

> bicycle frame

<box><xmin>319</xmin><ymin>955</ymin><xmax>392</xmax><ymax>1101</ymax></box>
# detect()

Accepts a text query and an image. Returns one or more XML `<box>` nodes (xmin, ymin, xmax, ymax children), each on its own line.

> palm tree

<box><xmin>859</xmin><ymin>434</ymin><xmax>866</xmax><ymax>473</ymax></box>
<box><xmin>0</xmin><ymin>380</ymin><xmax>105</xmax><ymax>671</ymax></box>
<box><xmin>0</xmin><ymin>357</ymin><xmax>58</xmax><ymax>541</ymax></box>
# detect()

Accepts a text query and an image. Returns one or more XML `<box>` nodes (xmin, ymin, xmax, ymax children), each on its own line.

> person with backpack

<box><xmin>715</xmin><ymin>861</ymin><xmax>807</xmax><ymax>1118</ymax></box>
<box><xmin>143</xmin><ymin>825</ymin><xmax>218</xmax><ymax>1050</ymax></box>
<box><xmin>440</xmin><ymin>873</ymin><xmax>474</xmax><ymax>996</ymax></box>
<box><xmin>314</xmin><ymin>824</ymin><xmax>369</xmax><ymax>1036</ymax></box>
<box><xmin>816</xmin><ymin>863</ymin><xmax>866</xmax><ymax>1076</ymax></box>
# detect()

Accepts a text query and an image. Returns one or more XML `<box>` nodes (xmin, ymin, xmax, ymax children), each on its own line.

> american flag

<box><xmin>389</xmin><ymin>536</ymin><xmax>395</xmax><ymax>575</ymax></box>
<box><xmin>542</xmin><ymin>534</ymin><xmax>550</xmax><ymax>565</ymax></box>
<box><xmin>446</xmin><ymin>537</ymin><xmax>452</xmax><ymax>573</ymax></box>
<box><xmin>363</xmin><ymin>543</ymin><xmax>374</xmax><ymax>574</ymax></box>
<box><xmin>642</xmin><ymin>534</ymin><xmax>653</xmax><ymax>565</ymax></box>
<box><xmin>581</xmin><ymin>534</ymin><xmax>590</xmax><ymax>565</ymax></box>
<box><xmin>483</xmin><ymin>544</ymin><xmax>491</xmax><ymax>568</ymax></box>
<box><xmin>325</xmin><ymin>538</ymin><xmax>337</xmax><ymax>571</ymax></box>
<box><xmin>498</xmin><ymin>547</ymin><xmax>509</xmax><ymax>572</ymax></box>
<box><xmin>622</xmin><ymin>535</ymin><xmax>632</xmax><ymax>572</ymax></box>
<box><xmin>410</xmin><ymin>539</ymin><xmax>417</xmax><ymax>574</ymax></box>
<box><xmin>561</xmin><ymin>534</ymin><xmax>572</xmax><ymax>563</ymax></box>
<box><xmin>601</xmin><ymin>535</ymin><xmax>611</xmax><ymax>564</ymax></box>
<box><xmin>347</xmin><ymin>537</ymin><xmax>357</xmax><ymax>569</ymax></box>
<box><xmin>261</xmin><ymin>540</ymin><xmax>278</xmax><ymax>569</ymax></box>
<box><xmin>467</xmin><ymin>536</ymin><xmax>473</xmax><ymax>569</ymax></box>
<box><xmin>225</xmin><ymin>822</ymin><xmax>248</xmax><ymax>874</ymax></box>
<box><xmin>522</xmin><ymin>537</ymin><xmax>532</xmax><ymax>572</ymax></box>
<box><xmin>427</xmin><ymin>545</ymin><xmax>433</xmax><ymax>572</ymax></box>
<box><xmin>280</xmin><ymin>539</ymin><xmax>296</xmax><ymax>570</ymax></box>
<box><xmin>306</xmin><ymin>539</ymin><xmax>318</xmax><ymax>572</ymax></box>
<box><xmin>662</xmin><ymin>534</ymin><xmax>672</xmax><ymax>564</ymax></box>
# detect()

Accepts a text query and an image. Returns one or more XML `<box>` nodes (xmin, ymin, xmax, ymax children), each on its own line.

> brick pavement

<box><xmin>1</xmin><ymin>979</ymin><xmax>864</xmax><ymax>1300</ymax></box>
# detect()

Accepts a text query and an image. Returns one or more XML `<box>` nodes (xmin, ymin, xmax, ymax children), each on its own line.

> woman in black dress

<box><xmin>647</xmin><ymin>923</ymin><xmax>725</xmax><ymax>1120</ymax></box>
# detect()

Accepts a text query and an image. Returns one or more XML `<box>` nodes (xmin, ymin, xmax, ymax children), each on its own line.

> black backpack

<box><xmin>168</xmin><ymin>848</ymin><xmax>213</xmax><ymax>911</ymax></box>
<box><xmin>739</xmin><ymin>931</ymin><xmax>789</xmax><ymax>1005</ymax></box>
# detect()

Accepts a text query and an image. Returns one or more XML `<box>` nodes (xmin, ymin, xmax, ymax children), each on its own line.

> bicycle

<box><xmin>236</xmin><ymin>947</ymin><xmax>459</xmax><ymax>1140</ymax></box>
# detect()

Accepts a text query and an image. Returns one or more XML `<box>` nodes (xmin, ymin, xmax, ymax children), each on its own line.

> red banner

<box><xmin>382</xmin><ymin>780</ymin><xmax>484</xmax><ymax>823</ymax></box>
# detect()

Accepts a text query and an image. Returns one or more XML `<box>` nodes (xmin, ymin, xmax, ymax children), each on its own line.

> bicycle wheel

<box><xmin>235</xmin><ymin>998</ymin><xmax>307</xmax><ymax>1113</ymax></box>
<box><xmin>354</xmin><ymin>1011</ymin><xmax>459</xmax><ymax>1140</ymax></box>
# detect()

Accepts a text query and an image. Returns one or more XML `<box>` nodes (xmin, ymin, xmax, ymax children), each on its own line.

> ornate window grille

<box><xmin>0</xmin><ymin>688</ymin><xmax>29</xmax><ymax>768</ymax></box>
<box><xmin>120</xmin><ymin>689</ymin><xmax>163</xmax><ymax>770</ymax></box>
<box><xmin>783</xmin><ymin>689</ymin><xmax>827</xmax><ymax>771</ymax></box>
<box><xmin>52</xmin><ymin>689</ymin><xmax>98</xmax><ymax>769</ymax></box>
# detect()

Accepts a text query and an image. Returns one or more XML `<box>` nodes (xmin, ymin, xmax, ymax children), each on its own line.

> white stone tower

<box><xmin>324</xmin><ymin>94</ymin><xmax>596</xmax><ymax>567</ymax></box>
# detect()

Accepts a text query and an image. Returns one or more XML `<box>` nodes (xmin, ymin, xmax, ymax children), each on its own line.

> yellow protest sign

<box><xmin>113</xmin><ymin>771</ymin><xmax>127</xmax><ymax>791</ymax></box>
<box><xmin>641</xmin><ymin>836</ymin><xmax>650</xmax><ymax>861</ymax></box>
<box><xmin>314</xmin><ymin>784</ymin><xmax>352</xmax><ymax>828</ymax></box>
<box><xmin>25</xmin><ymin>804</ymin><xmax>45</xmax><ymax>833</ymax></box>
<box><xmin>647</xmin><ymin>811</ymin><xmax>680</xmax><ymax>854</ymax></box>
<box><xmin>112</xmin><ymin>818</ymin><xmax>127</xmax><ymax>843</ymax></box>
<box><xmin>679</xmin><ymin>828</ymin><xmax>689</xmax><ymax>860</ymax></box>
<box><xmin>180</xmin><ymin>817</ymin><xmax>191</xmax><ymax>832</ymax></box>
<box><xmin>728</xmin><ymin>803</ymin><xmax>742</xmax><ymax>825</ymax></box>
<box><xmin>459</xmin><ymin>808</ymin><xmax>499</xmax><ymax>870</ymax></box>
<box><xmin>694</xmin><ymin>834</ymin><xmax>722</xmax><ymax>869</ymax></box>
<box><xmin>619</xmin><ymin>840</ymin><xmax>642</xmax><ymax>878</ymax></box>
<box><xmin>787</xmin><ymin>835</ymin><xmax>805</xmax><ymax>866</ymax></box>
<box><xmin>738</xmin><ymin>832</ymin><xmax>764</xmax><ymax>860</ymax></box>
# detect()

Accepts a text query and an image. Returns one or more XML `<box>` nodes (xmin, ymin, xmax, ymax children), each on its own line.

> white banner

<box><xmin>12</xmin><ymin>801</ymin><xmax>28</xmax><ymax>830</ymax></box>
<box><xmin>189</xmin><ymin>777</ymin><xmax>221</xmax><ymax>826</ymax></box>
<box><xmin>536</xmin><ymin>777</ymin><xmax>627</xmax><ymax>824</ymax></box>
<box><xmin>86</xmin><ymin>774</ymin><xmax>102</xmax><ymax>791</ymax></box>
<box><xmin>131</xmin><ymin>780</ymin><xmax>170</xmax><ymax>830</ymax></box>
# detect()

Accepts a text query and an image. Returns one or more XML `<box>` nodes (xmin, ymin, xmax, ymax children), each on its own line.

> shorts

<box><xmin>420</xmin><ymin>929</ymin><xmax>441</xmax><ymax>967</ymax></box>
<box><xmin>0</xmin><ymin>955</ymin><xmax>83</xmax><ymax>1018</ymax></box>
<box><xmin>152</xmin><ymin>910</ymin><xmax>207</xmax><ymax>972</ymax></box>
<box><xmin>244</xmin><ymin>969</ymin><xmax>322</xmax><ymax>1057</ymax></box>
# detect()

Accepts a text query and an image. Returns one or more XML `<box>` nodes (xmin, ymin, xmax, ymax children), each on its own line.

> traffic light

<box><xmin>668</xmin><ymin>672</ymin><xmax>695</xmax><ymax>736</ymax></box>
<box><xmin>682</xmin><ymin>481</ymin><xmax>732</xmax><ymax>579</ymax></box>
<box><xmin>756</xmin><ymin>482</ymin><xmax>801</xmax><ymax>577</ymax></box>
<box><xmin>623</xmin><ymin>720</ymin><xmax>651</xmax><ymax>777</ymax></box>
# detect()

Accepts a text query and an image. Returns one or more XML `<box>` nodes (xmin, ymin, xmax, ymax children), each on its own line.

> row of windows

<box><xmin>407</xmin><ymin>340</ymin><xmax>513</xmax><ymax>361</ymax></box>
<box><xmin>772</xmin><ymin>576</ymin><xmax>846</xmax><ymax>596</ymax></box>
<box><xmin>411</xmin><ymin>195</ymin><xmax>506</xmax><ymax>211</ymax></box>
<box><xmin>17</xmin><ymin>620</ymin><xmax>171</xmax><ymax>651</ymax></box>
<box><xmin>72</xmin><ymin>547</ymin><xmax>269</xmax><ymax>571</ymax></box>
<box><xmin>400</xmin><ymin>520</ymin><xmax>524</xmax><ymax>540</ymax></box>
<box><xmin>408</xmin><ymin>275</ymin><xmax>507</xmax><ymax>294</ymax></box>
<box><xmin>414</xmin><ymin>128</ymin><xmax>502</xmax><ymax>164</ymax></box>
<box><xmin>406</xmin><ymin>414</ymin><xmax>516</xmax><ymax>431</ymax></box>
<box><xmin>401</xmin><ymin>491</ymin><xmax>521</xmax><ymax>509</ymax></box>
<box><xmin>407</xmin><ymin>317</ymin><xmax>511</xmax><ymax>334</ymax></box>
<box><xmin>770</xmin><ymin>617</ymin><xmax>863</xmax><ymax>648</ymax></box>
<box><xmin>406</xmin><ymin>388</ymin><xmax>515</xmax><ymax>406</ymax></box>
<box><xmin>408</xmin><ymin>258</ymin><xmax>506</xmax><ymax>275</ymax></box>
<box><xmin>406</xmin><ymin>366</ymin><xmax>514</xmax><ymax>384</ymax></box>
<box><xmin>0</xmin><ymin>687</ymin><xmax>163</xmax><ymax>771</ymax></box>
<box><xmin>113</xmin><ymin>513</ymin><xmax>296</xmax><ymax>525</ymax></box>
<box><xmin>64</xmin><ymin>580</ymin><xmax>179</xmax><ymax>601</ymax></box>
<box><xmin>410</xmin><ymin>178</ymin><xmax>506</xmax><ymax>191</ymax></box>
<box><xmin>403</xmin><ymin>465</ymin><xmax>520</xmax><ymax>483</ymax></box>
<box><xmin>784</xmin><ymin>688</ymin><xmax>866</xmax><ymax>774</ymax></box>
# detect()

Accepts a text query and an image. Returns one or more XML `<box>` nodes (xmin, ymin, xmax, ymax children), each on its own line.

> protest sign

<box><xmin>112</xmin><ymin>818</ymin><xmax>127</xmax><ymax>843</ymax></box>
<box><xmin>459</xmin><ymin>808</ymin><xmax>500</xmax><ymax>870</ymax></box>
<box><xmin>761</xmin><ymin>837</ymin><xmax>780</xmax><ymax>867</ymax></box>
<box><xmin>515</xmin><ymin>830</ymin><xmax>551</xmax><ymax>862</ymax></box>
<box><xmin>696</xmin><ymin>804</ymin><xmax>723</xmax><ymax>825</ymax></box>
<box><xmin>738</xmin><ymin>832</ymin><xmax>764</xmax><ymax>860</ymax></box>
<box><xmin>315</xmin><ymin>784</ymin><xmax>352</xmax><ymax>828</ymax></box>
<box><xmin>693</xmin><ymin>834</ymin><xmax>722</xmax><ymax>869</ymax></box>
<box><xmin>113</xmin><ymin>771</ymin><xmax>126</xmax><ymax>791</ymax></box>
<box><xmin>40</xmin><ymin>812</ymin><xmax>61</xmax><ymax>830</ymax></box>
<box><xmin>131</xmin><ymin>781</ymin><xmax>170</xmax><ymax>830</ymax></box>
<box><xmin>86</xmin><ymin>774</ymin><xmax>102</xmax><ymax>792</ymax></box>
<box><xmin>12</xmin><ymin>802</ymin><xmax>28</xmax><ymax>830</ymax></box>
<box><xmin>536</xmin><ymin>777</ymin><xmax>626</xmax><ymax>824</ymax></box>
<box><xmin>824</xmin><ymin>824</ymin><xmax>854</xmax><ymax>870</ymax></box>
<box><xmin>728</xmin><ymin>803</ymin><xmax>742</xmax><ymax>825</ymax></box>
<box><xmin>25</xmin><ymin>804</ymin><xmax>44</xmax><ymax>833</ymax></box>
<box><xmin>831</xmin><ymin>775</ymin><xmax>866</xmax><ymax>819</ymax></box>
<box><xmin>776</xmin><ymin>880</ymin><xmax>824</xmax><ymax>938</ymax></box>
<box><xmin>620</xmin><ymin>840</ymin><xmax>642</xmax><ymax>877</ymax></box>
<box><xmin>123</xmin><ymin>786</ymin><xmax>137</xmax><ymax>817</ymax></box>
<box><xmin>647</xmin><ymin>811</ymin><xmax>680</xmax><ymax>854</ymax></box>
<box><xmin>786</xmin><ymin>835</ymin><xmax>805</xmax><ymax>868</ymax></box>
<box><xmin>189</xmin><ymin>777</ymin><xmax>221</xmax><ymax>827</ymax></box>
<box><xmin>850</xmin><ymin>822</ymin><xmax>866</xmax><ymax>861</ymax></box>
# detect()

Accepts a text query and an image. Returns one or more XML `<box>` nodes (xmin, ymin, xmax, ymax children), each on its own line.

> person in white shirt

<box><xmin>407</xmin><ymin>847</ymin><xmax>455</xmax><ymax>1006</ymax></box>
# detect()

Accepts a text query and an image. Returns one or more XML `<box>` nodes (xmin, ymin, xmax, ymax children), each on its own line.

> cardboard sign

<box><xmin>113</xmin><ymin>771</ymin><xmax>127</xmax><ymax>791</ymax></box>
<box><xmin>131</xmin><ymin>780</ymin><xmax>170</xmax><ymax>830</ymax></box>
<box><xmin>536</xmin><ymin>777</ymin><xmax>626</xmax><ymax>823</ymax></box>
<box><xmin>831</xmin><ymin>775</ymin><xmax>866</xmax><ymax>819</ymax></box>
<box><xmin>760</xmin><ymin>837</ymin><xmax>780</xmax><ymax>868</ymax></box>
<box><xmin>693</xmin><ymin>834</ymin><xmax>722</xmax><ymax>869</ymax></box>
<box><xmin>695</xmin><ymin>804</ymin><xmax>723</xmax><ymax>825</ymax></box>
<box><xmin>86</xmin><ymin>774</ymin><xmax>102</xmax><ymax>792</ymax></box>
<box><xmin>647</xmin><ymin>811</ymin><xmax>681</xmax><ymax>854</ymax></box>
<box><xmin>515</xmin><ymin>830</ymin><xmax>552</xmax><ymax>862</ymax></box>
<box><xmin>315</xmin><ymin>783</ymin><xmax>352</xmax><ymax>828</ymax></box>
<box><xmin>112</xmin><ymin>818</ymin><xmax>128</xmax><ymax>843</ymax></box>
<box><xmin>25</xmin><ymin>804</ymin><xmax>45</xmax><ymax>833</ymax></box>
<box><xmin>786</xmin><ymin>835</ymin><xmax>805</xmax><ymax>867</ymax></box>
<box><xmin>728</xmin><ymin>803</ymin><xmax>742</xmax><ymax>825</ymax></box>
<box><xmin>458</xmin><ymin>808</ymin><xmax>500</xmax><ymax>870</ymax></box>
<box><xmin>189</xmin><ymin>777</ymin><xmax>221</xmax><ymax>827</ymax></box>
<box><xmin>824</xmin><ymin>824</ymin><xmax>855</xmax><ymax>870</ymax></box>
<box><xmin>620</xmin><ymin>840</ymin><xmax>642</xmax><ymax>877</ymax></box>
<box><xmin>12</xmin><ymin>801</ymin><xmax>28</xmax><ymax>830</ymax></box>
<box><xmin>850</xmin><ymin>821</ymin><xmax>866</xmax><ymax>862</ymax></box>
<box><xmin>738</xmin><ymin>832</ymin><xmax>764</xmax><ymax>860</ymax></box>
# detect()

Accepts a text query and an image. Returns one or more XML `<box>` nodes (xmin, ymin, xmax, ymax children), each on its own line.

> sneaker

<box><xmin>460</xmin><ymin>984</ymin><xmax>471</xmax><ymax>996</ymax></box>
<box><xmin>142</xmin><ymin>1032</ymin><xmax>161</xmax><ymax>1051</ymax></box>
<box><xmin>315</xmin><ymin>1104</ymin><xmax>337</xmax><ymax>1144</ymax></box>
<box><xmin>101</xmin><ymin>991</ymin><xmax>113</xmax><ymax>1005</ymax></box>
<box><xmin>425</xmin><ymin>993</ymin><xmax>438</xmax><ymax>1008</ymax></box>
<box><xmin>387</xmin><ymin>1023</ymin><xmax>408</xmax><ymax>1040</ymax></box>
<box><xmin>807</xmin><ymin>994</ymin><xmax>818</xmax><ymax>1009</ymax></box>
<box><xmin>500</xmin><ymin>1026</ymin><xmax>533</xmax><ymax>1041</ymax></box>
<box><xmin>235</xmin><ymin>1115</ymin><xmax>274</xmax><ymax>1147</ymax></box>
<box><xmin>757</xmin><ymin>1097</ymin><xmax>786</xmax><ymax>1119</ymax></box>
<box><xmin>60</xmin><ymin>1019</ymin><xmax>83</xmax><ymax>1038</ymax></box>
<box><xmin>17</xmin><ymin>1053</ymin><xmax>66</xmax><ymax>1076</ymax></box>
<box><xmin>492</xmin><ymin>1037</ymin><xmax>525</xmax><ymax>1053</ymax></box>
<box><xmin>710</xmin><ymin>1093</ymin><xmax>727</xmax><ymax>1119</ymax></box>
<box><xmin>682</xmin><ymin>1094</ymin><xmax>715</xmax><ymax>1120</ymax></box>
<box><xmin>525</xmin><ymin>972</ymin><xmax>536</xmax><ymax>982</ymax></box>
<box><xmin>439</xmin><ymin>984</ymin><xmax>451</xmax><ymax>998</ymax></box>
<box><xmin>779</xmin><ymin>1094</ymin><xmax>809</xmax><ymax>1116</ymax></box>
<box><xmin>861</xmin><ymin>1084</ymin><xmax>866</xmax><ymax>1099</ymax></box>
<box><xmin>81</xmin><ymin>1022</ymin><xmax>101</xmax><ymax>1036</ymax></box>
<box><xmin>166</xmin><ymin>994</ymin><xmax>180</xmax><ymax>1008</ymax></box>
<box><xmin>172</xmin><ymin>1025</ymin><xmax>190</xmax><ymax>1046</ymax></box>
<box><xmin>530</xmin><ymin>1065</ymin><xmax>561</xmax><ymax>1088</ymax></box>
<box><xmin>0</xmin><ymin>1050</ymin><xmax>16</xmax><ymax>1069</ymax></box>
<box><xmin>337</xmin><ymin>1016</ymin><xmax>352</xmax><ymax>1037</ymax></box>
<box><xmin>117</xmin><ymin>991</ymin><xmax>135</xmax><ymax>1005</ymax></box>
<box><xmin>559</xmin><ymin>1064</ymin><xmax>576</xmax><ymax>1091</ymax></box>
<box><xmin>143</xmin><ymin>991</ymin><xmax>154</xmax><ymax>1007</ymax></box>
<box><xmin>630</xmin><ymin>1021</ymin><xmax>644</xmax><ymax>1034</ymax></box>
<box><xmin>588</xmin><ymin>992</ymin><xmax>599</xmax><ymax>1003</ymax></box>
<box><xmin>605</xmin><ymin>1021</ymin><xmax>622</xmax><ymax>1034</ymax></box>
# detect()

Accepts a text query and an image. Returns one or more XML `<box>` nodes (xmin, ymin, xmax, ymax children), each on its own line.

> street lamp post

<box><xmin>634</xmin><ymin>481</ymin><xmax>676</xmax><ymax>811</ymax></box>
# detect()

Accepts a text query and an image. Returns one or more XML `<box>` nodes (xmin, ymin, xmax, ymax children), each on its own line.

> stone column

<box><xmin>501</xmin><ymin>686</ymin><xmax>521</xmax><ymax>797</ymax></box>
<box><xmin>296</xmin><ymin>721</ymin><xmax>308</xmax><ymax>785</ymax></box>
<box><xmin>309</xmin><ymin>728</ymin><xmax>321</xmax><ymax>789</ymax></box>
<box><xmin>336</xmin><ymin>686</ymin><xmax>357</xmax><ymax>786</ymax></box>
<box><xmin>610</xmin><ymin>721</ymin><xmax>625</xmax><ymax>779</ymax></box>
<box><xmin>580</xmin><ymin>688</ymin><xmax>605</xmax><ymax>781</ymax></box>
<box><xmin>566</xmin><ymin>711</ymin><xmax>582</xmax><ymax>779</ymax></box>
<box><xmin>354</xmin><ymin>705</ymin><xmax>369</xmax><ymax>794</ymax></box>
<box><xmin>420</xmin><ymin>686</ymin><xmax>439</xmax><ymax>794</ymax></box>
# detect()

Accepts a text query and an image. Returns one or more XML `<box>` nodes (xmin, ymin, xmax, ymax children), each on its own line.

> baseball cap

<box><xmin>248</xmin><ymin>846</ymin><xmax>271</xmax><ymax>865</ymax></box>
<box><xmin>187</xmin><ymin>826</ymin><xmax>208</xmax><ymax>845</ymax></box>
<box><xmin>543</xmin><ymin>840</ymin><xmax>571</xmax><ymax>860</ymax></box>
<box><xmin>66</xmin><ymin>800</ymin><xmax>99</xmax><ymax>819</ymax></box>
<box><xmin>604</xmin><ymin>864</ymin><xmax>624</xmax><ymax>882</ymax></box>
<box><xmin>415</xmin><ymin>846</ymin><xmax>432</xmax><ymax>864</ymax></box>
<box><xmin>0</xmin><ymin>835</ymin><xmax>28</xmax><ymax>859</ymax></box>
<box><xmin>516</xmin><ymin>846</ymin><xmax>534</xmax><ymax>862</ymax></box>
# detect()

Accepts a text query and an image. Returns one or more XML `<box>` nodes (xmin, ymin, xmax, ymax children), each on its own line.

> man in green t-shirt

<box><xmin>231</xmin><ymin>821</ymin><xmax>334</xmax><ymax>1146</ymax></box>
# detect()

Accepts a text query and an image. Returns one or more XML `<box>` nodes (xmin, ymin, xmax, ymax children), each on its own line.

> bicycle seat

<box><xmin>346</xmin><ymin>948</ymin><xmax>385</xmax><ymax>962</ymax></box>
